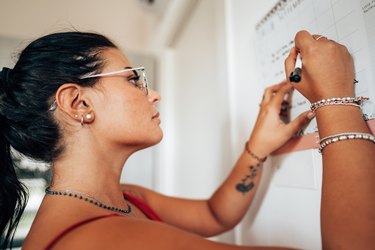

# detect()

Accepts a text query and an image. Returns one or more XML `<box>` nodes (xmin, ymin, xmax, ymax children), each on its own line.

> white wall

<box><xmin>154</xmin><ymin>0</ymin><xmax>232</xmax><ymax>197</ymax></box>
<box><xmin>0</xmin><ymin>0</ymin><xmax>163</xmax><ymax>53</ymax></box>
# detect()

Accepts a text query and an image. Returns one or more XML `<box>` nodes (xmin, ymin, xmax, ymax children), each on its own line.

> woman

<box><xmin>0</xmin><ymin>30</ymin><xmax>373</xmax><ymax>249</ymax></box>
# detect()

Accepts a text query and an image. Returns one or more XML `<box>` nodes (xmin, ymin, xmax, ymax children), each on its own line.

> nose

<box><xmin>148</xmin><ymin>88</ymin><xmax>161</xmax><ymax>104</ymax></box>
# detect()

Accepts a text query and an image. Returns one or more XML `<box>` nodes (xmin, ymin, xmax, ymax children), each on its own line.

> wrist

<box><xmin>315</xmin><ymin>106</ymin><xmax>370</xmax><ymax>138</ymax></box>
<box><xmin>244</xmin><ymin>141</ymin><xmax>268</xmax><ymax>163</ymax></box>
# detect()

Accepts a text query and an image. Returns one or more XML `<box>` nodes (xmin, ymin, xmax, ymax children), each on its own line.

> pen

<box><xmin>289</xmin><ymin>53</ymin><xmax>302</xmax><ymax>83</ymax></box>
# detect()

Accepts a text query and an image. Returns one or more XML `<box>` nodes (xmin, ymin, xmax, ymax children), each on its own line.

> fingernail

<box><xmin>307</xmin><ymin>111</ymin><xmax>315</xmax><ymax>119</ymax></box>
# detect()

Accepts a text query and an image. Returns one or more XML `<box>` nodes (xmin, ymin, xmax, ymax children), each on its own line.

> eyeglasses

<box><xmin>49</xmin><ymin>66</ymin><xmax>149</xmax><ymax>111</ymax></box>
<box><xmin>80</xmin><ymin>66</ymin><xmax>149</xmax><ymax>95</ymax></box>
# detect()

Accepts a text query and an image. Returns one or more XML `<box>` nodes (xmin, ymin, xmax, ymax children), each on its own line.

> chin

<box><xmin>143</xmin><ymin>129</ymin><xmax>163</xmax><ymax>148</ymax></box>
<box><xmin>152</xmin><ymin>130</ymin><xmax>164</xmax><ymax>145</ymax></box>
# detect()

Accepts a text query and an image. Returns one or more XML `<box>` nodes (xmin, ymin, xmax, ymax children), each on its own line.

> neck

<box><xmin>50</xmin><ymin>144</ymin><xmax>134</xmax><ymax>208</ymax></box>
<box><xmin>49</xmin><ymin>122</ymin><xmax>147</xmax><ymax>208</ymax></box>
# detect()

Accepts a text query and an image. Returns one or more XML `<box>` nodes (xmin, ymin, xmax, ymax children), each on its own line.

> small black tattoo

<box><xmin>235</xmin><ymin>163</ymin><xmax>262</xmax><ymax>194</ymax></box>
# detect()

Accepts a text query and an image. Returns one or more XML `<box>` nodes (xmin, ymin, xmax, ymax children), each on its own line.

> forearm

<box><xmin>121</xmin><ymin>158</ymin><xmax>263</xmax><ymax>238</ymax></box>
<box><xmin>208</xmin><ymin>148</ymin><xmax>264</xmax><ymax>231</ymax></box>
<box><xmin>207</xmin><ymin>82</ymin><xmax>310</xmax><ymax>234</ymax></box>
<box><xmin>317</xmin><ymin>106</ymin><xmax>375</xmax><ymax>249</ymax></box>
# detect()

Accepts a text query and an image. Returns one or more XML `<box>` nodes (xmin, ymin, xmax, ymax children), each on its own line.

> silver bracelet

<box><xmin>310</xmin><ymin>96</ymin><xmax>368</xmax><ymax>113</ymax></box>
<box><xmin>311</xmin><ymin>102</ymin><xmax>361</xmax><ymax>113</ymax></box>
<box><xmin>318</xmin><ymin>132</ymin><xmax>375</xmax><ymax>153</ymax></box>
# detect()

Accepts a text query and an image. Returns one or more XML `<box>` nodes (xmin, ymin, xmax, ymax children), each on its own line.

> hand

<box><xmin>285</xmin><ymin>30</ymin><xmax>355</xmax><ymax>103</ymax></box>
<box><xmin>247</xmin><ymin>81</ymin><xmax>314</xmax><ymax>158</ymax></box>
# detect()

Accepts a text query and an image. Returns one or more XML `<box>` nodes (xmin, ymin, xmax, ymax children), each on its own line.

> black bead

<box><xmin>45</xmin><ymin>187</ymin><xmax>132</xmax><ymax>215</ymax></box>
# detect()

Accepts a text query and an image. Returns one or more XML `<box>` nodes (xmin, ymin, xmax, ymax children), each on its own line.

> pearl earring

<box><xmin>85</xmin><ymin>113</ymin><xmax>92</xmax><ymax>120</ymax></box>
<box><xmin>80</xmin><ymin>113</ymin><xmax>93</xmax><ymax>126</ymax></box>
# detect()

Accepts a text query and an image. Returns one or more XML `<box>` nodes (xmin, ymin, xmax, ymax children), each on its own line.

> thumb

<box><xmin>284</xmin><ymin>110</ymin><xmax>315</xmax><ymax>136</ymax></box>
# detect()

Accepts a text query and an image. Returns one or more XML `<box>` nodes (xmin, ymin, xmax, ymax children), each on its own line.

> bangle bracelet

<box><xmin>318</xmin><ymin>132</ymin><xmax>375</xmax><ymax>153</ymax></box>
<box><xmin>245</xmin><ymin>142</ymin><xmax>267</xmax><ymax>162</ymax></box>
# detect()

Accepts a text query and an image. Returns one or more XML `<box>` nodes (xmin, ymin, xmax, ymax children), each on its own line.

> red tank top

<box><xmin>44</xmin><ymin>192</ymin><xmax>161</xmax><ymax>249</ymax></box>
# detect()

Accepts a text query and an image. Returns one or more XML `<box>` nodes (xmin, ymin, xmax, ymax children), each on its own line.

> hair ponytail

<box><xmin>0</xmin><ymin>31</ymin><xmax>116</xmax><ymax>248</ymax></box>
<box><xmin>0</xmin><ymin>76</ymin><xmax>28</xmax><ymax>249</ymax></box>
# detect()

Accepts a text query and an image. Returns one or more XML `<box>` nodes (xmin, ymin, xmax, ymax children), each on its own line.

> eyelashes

<box><xmin>128</xmin><ymin>75</ymin><xmax>142</xmax><ymax>88</ymax></box>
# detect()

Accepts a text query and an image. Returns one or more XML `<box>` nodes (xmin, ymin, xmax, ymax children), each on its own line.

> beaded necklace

<box><xmin>45</xmin><ymin>186</ymin><xmax>132</xmax><ymax>215</ymax></box>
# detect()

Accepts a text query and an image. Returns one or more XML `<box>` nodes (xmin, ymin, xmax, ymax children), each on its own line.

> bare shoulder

<box><xmin>50</xmin><ymin>216</ymin><xmax>244</xmax><ymax>250</ymax></box>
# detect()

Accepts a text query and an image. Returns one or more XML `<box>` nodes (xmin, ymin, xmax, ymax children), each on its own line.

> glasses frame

<box><xmin>80</xmin><ymin>66</ymin><xmax>148</xmax><ymax>95</ymax></box>
<box><xmin>49</xmin><ymin>66</ymin><xmax>149</xmax><ymax>112</ymax></box>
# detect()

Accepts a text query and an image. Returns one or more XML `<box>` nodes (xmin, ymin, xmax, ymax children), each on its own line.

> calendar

<box><xmin>255</xmin><ymin>0</ymin><xmax>375</xmax><ymax>135</ymax></box>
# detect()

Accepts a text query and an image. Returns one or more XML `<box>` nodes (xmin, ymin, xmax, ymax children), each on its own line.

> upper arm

<box><xmin>121</xmin><ymin>184</ymin><xmax>229</xmax><ymax>237</ymax></box>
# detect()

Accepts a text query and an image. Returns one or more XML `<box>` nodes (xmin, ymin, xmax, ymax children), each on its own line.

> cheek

<box><xmin>108</xmin><ymin>105</ymin><xmax>141</xmax><ymax>130</ymax></box>
<box><xmin>98</xmin><ymin>97</ymin><xmax>151</xmax><ymax>141</ymax></box>
<box><xmin>94</xmin><ymin>83</ymin><xmax>163</xmax><ymax>146</ymax></box>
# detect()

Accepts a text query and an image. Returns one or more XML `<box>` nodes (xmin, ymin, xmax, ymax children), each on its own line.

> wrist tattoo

<box><xmin>235</xmin><ymin>163</ymin><xmax>262</xmax><ymax>194</ymax></box>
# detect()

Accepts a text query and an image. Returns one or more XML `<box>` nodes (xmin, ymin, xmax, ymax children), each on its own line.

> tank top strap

<box><xmin>123</xmin><ymin>192</ymin><xmax>162</xmax><ymax>221</ymax></box>
<box><xmin>45</xmin><ymin>213</ymin><xmax>121</xmax><ymax>250</ymax></box>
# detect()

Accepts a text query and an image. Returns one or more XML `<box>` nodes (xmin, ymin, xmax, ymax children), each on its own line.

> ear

<box><xmin>54</xmin><ymin>83</ymin><xmax>95</xmax><ymax>124</ymax></box>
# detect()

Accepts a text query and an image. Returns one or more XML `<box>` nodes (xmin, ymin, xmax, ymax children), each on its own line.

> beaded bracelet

<box><xmin>245</xmin><ymin>142</ymin><xmax>267</xmax><ymax>162</ymax></box>
<box><xmin>311</xmin><ymin>101</ymin><xmax>361</xmax><ymax>113</ymax></box>
<box><xmin>318</xmin><ymin>132</ymin><xmax>375</xmax><ymax>153</ymax></box>
<box><xmin>310</xmin><ymin>96</ymin><xmax>368</xmax><ymax>113</ymax></box>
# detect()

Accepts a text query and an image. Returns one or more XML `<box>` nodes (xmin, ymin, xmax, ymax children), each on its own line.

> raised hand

<box><xmin>247</xmin><ymin>81</ymin><xmax>314</xmax><ymax>158</ymax></box>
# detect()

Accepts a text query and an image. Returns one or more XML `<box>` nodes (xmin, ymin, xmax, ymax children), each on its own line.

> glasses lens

<box><xmin>135</xmin><ymin>68</ymin><xmax>148</xmax><ymax>95</ymax></box>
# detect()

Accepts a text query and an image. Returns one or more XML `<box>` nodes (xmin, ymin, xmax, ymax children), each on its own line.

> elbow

<box><xmin>201</xmin><ymin>201</ymin><xmax>239</xmax><ymax>237</ymax></box>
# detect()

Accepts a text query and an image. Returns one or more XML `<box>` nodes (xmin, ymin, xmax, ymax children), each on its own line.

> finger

<box><xmin>284</xmin><ymin>110</ymin><xmax>315</xmax><ymax>137</ymax></box>
<box><xmin>263</xmin><ymin>81</ymin><xmax>287</xmax><ymax>104</ymax></box>
<box><xmin>294</xmin><ymin>30</ymin><xmax>315</xmax><ymax>53</ymax></box>
<box><xmin>312</xmin><ymin>34</ymin><xmax>328</xmax><ymax>41</ymax></box>
<box><xmin>284</xmin><ymin>47</ymin><xmax>299</xmax><ymax>82</ymax></box>
<box><xmin>270</xmin><ymin>82</ymin><xmax>293</xmax><ymax>107</ymax></box>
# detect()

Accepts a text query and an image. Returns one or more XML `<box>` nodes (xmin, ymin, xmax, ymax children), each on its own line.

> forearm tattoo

<box><xmin>235</xmin><ymin>162</ymin><xmax>262</xmax><ymax>194</ymax></box>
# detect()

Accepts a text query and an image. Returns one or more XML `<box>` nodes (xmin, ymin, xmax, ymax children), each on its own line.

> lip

<box><xmin>152</xmin><ymin>112</ymin><xmax>160</xmax><ymax>119</ymax></box>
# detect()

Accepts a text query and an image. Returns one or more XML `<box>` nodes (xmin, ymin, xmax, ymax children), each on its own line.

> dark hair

<box><xmin>0</xmin><ymin>31</ymin><xmax>117</xmax><ymax>249</ymax></box>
